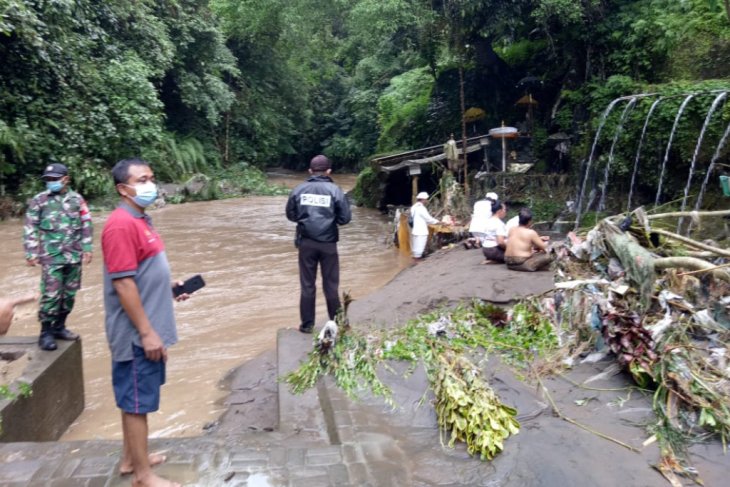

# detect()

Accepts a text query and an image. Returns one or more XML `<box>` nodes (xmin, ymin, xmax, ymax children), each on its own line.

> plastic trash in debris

<box><xmin>555</xmin><ymin>278</ymin><xmax>609</xmax><ymax>290</ymax></box>
<box><xmin>607</xmin><ymin>257</ymin><xmax>625</xmax><ymax>280</ymax></box>
<box><xmin>694</xmin><ymin>309</ymin><xmax>720</xmax><ymax>328</ymax></box>
<box><xmin>646</xmin><ymin>314</ymin><xmax>674</xmax><ymax>341</ymax></box>
<box><xmin>581</xmin><ymin>350</ymin><xmax>609</xmax><ymax>363</ymax></box>
<box><xmin>427</xmin><ymin>315</ymin><xmax>452</xmax><ymax>337</ymax></box>
<box><xmin>317</xmin><ymin>320</ymin><xmax>339</xmax><ymax>353</ymax></box>
<box><xmin>657</xmin><ymin>290</ymin><xmax>694</xmax><ymax>320</ymax></box>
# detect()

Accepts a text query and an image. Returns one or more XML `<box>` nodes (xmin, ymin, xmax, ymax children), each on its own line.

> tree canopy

<box><xmin>1</xmin><ymin>0</ymin><xmax>728</xmax><ymax>201</ymax></box>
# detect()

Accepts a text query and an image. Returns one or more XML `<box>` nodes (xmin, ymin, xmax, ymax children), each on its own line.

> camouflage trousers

<box><xmin>39</xmin><ymin>263</ymin><xmax>82</xmax><ymax>326</ymax></box>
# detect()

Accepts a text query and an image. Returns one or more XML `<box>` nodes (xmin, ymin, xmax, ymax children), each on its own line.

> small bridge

<box><xmin>370</xmin><ymin>135</ymin><xmax>488</xmax><ymax>174</ymax></box>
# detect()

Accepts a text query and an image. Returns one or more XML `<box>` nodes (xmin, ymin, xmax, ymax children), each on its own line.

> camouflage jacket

<box><xmin>23</xmin><ymin>189</ymin><xmax>93</xmax><ymax>265</ymax></box>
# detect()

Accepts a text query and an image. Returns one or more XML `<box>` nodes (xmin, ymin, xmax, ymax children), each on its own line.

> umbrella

<box><xmin>464</xmin><ymin>107</ymin><xmax>486</xmax><ymax>123</ymax></box>
<box><xmin>515</xmin><ymin>94</ymin><xmax>539</xmax><ymax>106</ymax></box>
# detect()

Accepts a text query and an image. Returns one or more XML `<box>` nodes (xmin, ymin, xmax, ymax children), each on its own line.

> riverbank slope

<box><xmin>217</xmin><ymin>243</ymin><xmax>728</xmax><ymax>486</ymax></box>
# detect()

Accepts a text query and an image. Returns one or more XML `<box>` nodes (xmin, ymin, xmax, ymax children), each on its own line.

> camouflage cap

<box><xmin>41</xmin><ymin>163</ymin><xmax>68</xmax><ymax>180</ymax></box>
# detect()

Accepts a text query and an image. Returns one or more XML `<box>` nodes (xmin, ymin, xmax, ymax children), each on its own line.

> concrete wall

<box><xmin>0</xmin><ymin>338</ymin><xmax>84</xmax><ymax>442</ymax></box>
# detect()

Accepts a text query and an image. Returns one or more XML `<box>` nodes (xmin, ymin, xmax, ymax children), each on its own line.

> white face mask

<box><xmin>125</xmin><ymin>181</ymin><xmax>158</xmax><ymax>207</ymax></box>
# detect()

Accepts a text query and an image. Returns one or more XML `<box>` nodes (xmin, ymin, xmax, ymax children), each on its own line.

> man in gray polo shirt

<box><xmin>101</xmin><ymin>158</ymin><xmax>188</xmax><ymax>487</ymax></box>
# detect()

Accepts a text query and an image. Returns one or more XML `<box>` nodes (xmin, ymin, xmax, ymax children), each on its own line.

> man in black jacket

<box><xmin>286</xmin><ymin>155</ymin><xmax>352</xmax><ymax>333</ymax></box>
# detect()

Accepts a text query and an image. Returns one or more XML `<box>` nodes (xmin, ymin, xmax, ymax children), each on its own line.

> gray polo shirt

<box><xmin>101</xmin><ymin>203</ymin><xmax>178</xmax><ymax>362</ymax></box>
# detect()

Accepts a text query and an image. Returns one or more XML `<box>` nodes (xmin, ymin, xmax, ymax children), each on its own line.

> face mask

<box><xmin>126</xmin><ymin>181</ymin><xmax>158</xmax><ymax>207</ymax></box>
<box><xmin>46</xmin><ymin>181</ymin><xmax>64</xmax><ymax>193</ymax></box>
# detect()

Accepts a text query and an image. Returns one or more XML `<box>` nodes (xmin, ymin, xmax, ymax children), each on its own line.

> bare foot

<box><xmin>120</xmin><ymin>452</ymin><xmax>167</xmax><ymax>475</ymax></box>
<box><xmin>480</xmin><ymin>259</ymin><xmax>493</xmax><ymax>265</ymax></box>
<box><xmin>132</xmin><ymin>471</ymin><xmax>181</xmax><ymax>487</ymax></box>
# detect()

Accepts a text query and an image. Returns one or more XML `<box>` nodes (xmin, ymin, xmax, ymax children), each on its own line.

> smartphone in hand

<box><xmin>173</xmin><ymin>274</ymin><xmax>206</xmax><ymax>298</ymax></box>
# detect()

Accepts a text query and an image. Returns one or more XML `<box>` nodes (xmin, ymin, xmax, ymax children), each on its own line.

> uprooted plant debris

<box><xmin>550</xmin><ymin>207</ymin><xmax>730</xmax><ymax>485</ymax></box>
<box><xmin>283</xmin><ymin>299</ymin><xmax>563</xmax><ymax>461</ymax></box>
<box><xmin>285</xmin><ymin>207</ymin><xmax>729</xmax><ymax>482</ymax></box>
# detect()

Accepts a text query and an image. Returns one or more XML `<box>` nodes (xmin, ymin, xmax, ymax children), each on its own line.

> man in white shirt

<box><xmin>410</xmin><ymin>192</ymin><xmax>440</xmax><ymax>261</ymax></box>
<box><xmin>481</xmin><ymin>201</ymin><xmax>508</xmax><ymax>263</ymax></box>
<box><xmin>466</xmin><ymin>191</ymin><xmax>498</xmax><ymax>248</ymax></box>
<box><xmin>505</xmin><ymin>214</ymin><xmax>519</xmax><ymax>234</ymax></box>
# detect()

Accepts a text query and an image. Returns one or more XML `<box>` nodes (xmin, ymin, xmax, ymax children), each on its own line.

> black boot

<box><xmin>39</xmin><ymin>323</ymin><xmax>58</xmax><ymax>351</ymax></box>
<box><xmin>51</xmin><ymin>313</ymin><xmax>79</xmax><ymax>341</ymax></box>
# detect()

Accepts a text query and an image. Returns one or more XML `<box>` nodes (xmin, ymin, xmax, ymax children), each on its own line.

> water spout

<box><xmin>599</xmin><ymin>97</ymin><xmax>637</xmax><ymax>211</ymax></box>
<box><xmin>655</xmin><ymin>94</ymin><xmax>695</xmax><ymax>206</ymax></box>
<box><xmin>573</xmin><ymin>97</ymin><xmax>624</xmax><ymax>229</ymax></box>
<box><xmin>694</xmin><ymin>120</ymin><xmax>730</xmax><ymax>215</ymax></box>
<box><xmin>679</xmin><ymin>91</ymin><xmax>728</xmax><ymax>233</ymax></box>
<box><xmin>627</xmin><ymin>97</ymin><xmax>663</xmax><ymax>211</ymax></box>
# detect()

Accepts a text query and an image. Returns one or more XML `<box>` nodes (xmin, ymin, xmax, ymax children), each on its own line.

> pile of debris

<box><xmin>537</xmin><ymin>207</ymin><xmax>730</xmax><ymax>484</ymax></box>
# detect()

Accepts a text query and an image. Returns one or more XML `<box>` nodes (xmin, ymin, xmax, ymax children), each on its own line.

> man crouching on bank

<box><xmin>102</xmin><ymin>159</ymin><xmax>189</xmax><ymax>487</ymax></box>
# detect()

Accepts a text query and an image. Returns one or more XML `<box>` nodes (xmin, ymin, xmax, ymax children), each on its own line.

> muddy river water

<box><xmin>0</xmin><ymin>172</ymin><xmax>409</xmax><ymax>440</ymax></box>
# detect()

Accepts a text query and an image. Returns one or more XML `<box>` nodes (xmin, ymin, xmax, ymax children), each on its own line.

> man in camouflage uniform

<box><xmin>23</xmin><ymin>163</ymin><xmax>93</xmax><ymax>350</ymax></box>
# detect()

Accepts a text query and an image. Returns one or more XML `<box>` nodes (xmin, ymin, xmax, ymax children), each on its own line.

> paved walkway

<box><xmin>1</xmin><ymin>249</ymin><xmax>726</xmax><ymax>486</ymax></box>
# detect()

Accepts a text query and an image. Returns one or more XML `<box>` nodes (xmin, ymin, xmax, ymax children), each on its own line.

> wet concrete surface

<box><xmin>1</xmin><ymin>245</ymin><xmax>728</xmax><ymax>485</ymax></box>
<box><xmin>0</xmin><ymin>175</ymin><xmax>409</xmax><ymax>441</ymax></box>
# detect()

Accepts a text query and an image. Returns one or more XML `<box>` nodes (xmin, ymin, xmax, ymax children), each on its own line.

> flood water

<box><xmin>0</xmin><ymin>172</ymin><xmax>409</xmax><ymax>440</ymax></box>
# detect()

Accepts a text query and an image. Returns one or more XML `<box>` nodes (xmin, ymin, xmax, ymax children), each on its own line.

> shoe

<box><xmin>52</xmin><ymin>327</ymin><xmax>79</xmax><ymax>341</ymax></box>
<box><xmin>299</xmin><ymin>324</ymin><xmax>314</xmax><ymax>334</ymax></box>
<box><xmin>38</xmin><ymin>331</ymin><xmax>58</xmax><ymax>351</ymax></box>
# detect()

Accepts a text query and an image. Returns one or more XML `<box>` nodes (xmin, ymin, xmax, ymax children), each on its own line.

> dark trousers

<box><xmin>298</xmin><ymin>238</ymin><xmax>341</xmax><ymax>329</ymax></box>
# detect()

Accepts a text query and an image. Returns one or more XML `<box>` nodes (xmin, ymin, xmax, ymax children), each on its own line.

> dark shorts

<box><xmin>482</xmin><ymin>245</ymin><xmax>505</xmax><ymax>262</ymax></box>
<box><xmin>505</xmin><ymin>253</ymin><xmax>554</xmax><ymax>272</ymax></box>
<box><xmin>112</xmin><ymin>345</ymin><xmax>166</xmax><ymax>414</ymax></box>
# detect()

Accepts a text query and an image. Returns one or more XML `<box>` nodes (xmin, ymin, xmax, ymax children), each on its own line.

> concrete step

<box><xmin>275</xmin><ymin>328</ymin><xmax>331</xmax><ymax>444</ymax></box>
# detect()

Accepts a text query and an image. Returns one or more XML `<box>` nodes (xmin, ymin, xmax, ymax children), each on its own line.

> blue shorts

<box><xmin>112</xmin><ymin>345</ymin><xmax>166</xmax><ymax>414</ymax></box>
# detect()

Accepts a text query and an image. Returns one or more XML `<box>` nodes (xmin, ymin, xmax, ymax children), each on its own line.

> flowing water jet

<box><xmin>694</xmin><ymin>120</ymin><xmax>730</xmax><ymax>215</ymax></box>
<box><xmin>655</xmin><ymin>94</ymin><xmax>696</xmax><ymax>207</ymax></box>
<box><xmin>627</xmin><ymin>97</ymin><xmax>663</xmax><ymax>211</ymax></box>
<box><xmin>599</xmin><ymin>97</ymin><xmax>637</xmax><ymax>211</ymax></box>
<box><xmin>679</xmin><ymin>91</ymin><xmax>728</xmax><ymax>233</ymax></box>
<box><xmin>573</xmin><ymin>97</ymin><xmax>626</xmax><ymax>229</ymax></box>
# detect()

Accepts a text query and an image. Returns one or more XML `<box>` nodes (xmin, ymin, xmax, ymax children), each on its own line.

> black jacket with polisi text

<box><xmin>285</xmin><ymin>175</ymin><xmax>352</xmax><ymax>243</ymax></box>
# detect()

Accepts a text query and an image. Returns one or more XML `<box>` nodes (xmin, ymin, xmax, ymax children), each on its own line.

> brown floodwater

<box><xmin>0</xmin><ymin>172</ymin><xmax>409</xmax><ymax>440</ymax></box>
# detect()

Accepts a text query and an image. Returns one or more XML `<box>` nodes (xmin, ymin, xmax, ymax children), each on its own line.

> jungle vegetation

<box><xmin>1</xmin><ymin>0</ymin><xmax>729</xmax><ymax>202</ymax></box>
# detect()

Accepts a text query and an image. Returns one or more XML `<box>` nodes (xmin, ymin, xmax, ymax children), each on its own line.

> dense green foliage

<box><xmin>1</xmin><ymin>0</ymin><xmax>728</xmax><ymax>204</ymax></box>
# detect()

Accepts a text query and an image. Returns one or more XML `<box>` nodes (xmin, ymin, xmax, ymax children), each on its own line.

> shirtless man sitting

<box><xmin>505</xmin><ymin>208</ymin><xmax>553</xmax><ymax>272</ymax></box>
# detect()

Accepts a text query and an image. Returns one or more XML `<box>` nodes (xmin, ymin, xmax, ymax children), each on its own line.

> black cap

<box><xmin>309</xmin><ymin>155</ymin><xmax>332</xmax><ymax>172</ymax></box>
<box><xmin>41</xmin><ymin>163</ymin><xmax>68</xmax><ymax>180</ymax></box>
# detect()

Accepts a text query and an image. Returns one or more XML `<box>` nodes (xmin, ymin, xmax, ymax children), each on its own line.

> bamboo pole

<box><xmin>646</xmin><ymin>209</ymin><xmax>730</xmax><ymax>220</ymax></box>
<box><xmin>677</xmin><ymin>261</ymin><xmax>730</xmax><ymax>276</ymax></box>
<box><xmin>652</xmin><ymin>228</ymin><xmax>730</xmax><ymax>258</ymax></box>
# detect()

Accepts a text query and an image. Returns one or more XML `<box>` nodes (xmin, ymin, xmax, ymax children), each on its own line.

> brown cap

<box><xmin>310</xmin><ymin>155</ymin><xmax>332</xmax><ymax>172</ymax></box>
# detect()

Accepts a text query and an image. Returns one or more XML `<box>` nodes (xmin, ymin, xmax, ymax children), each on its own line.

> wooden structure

<box><xmin>372</xmin><ymin>135</ymin><xmax>488</xmax><ymax>204</ymax></box>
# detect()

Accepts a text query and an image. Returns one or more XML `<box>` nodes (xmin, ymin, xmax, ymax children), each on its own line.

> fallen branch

<box><xmin>536</xmin><ymin>375</ymin><xmax>641</xmax><ymax>453</ymax></box>
<box><xmin>677</xmin><ymin>261</ymin><xmax>730</xmax><ymax>277</ymax></box>
<box><xmin>652</xmin><ymin>228</ymin><xmax>730</xmax><ymax>258</ymax></box>
<box><xmin>654</xmin><ymin>257</ymin><xmax>730</xmax><ymax>283</ymax></box>
<box><xmin>647</xmin><ymin>209</ymin><xmax>730</xmax><ymax>220</ymax></box>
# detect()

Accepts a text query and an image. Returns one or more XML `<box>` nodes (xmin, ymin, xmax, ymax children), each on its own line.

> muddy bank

<box><xmin>217</xmin><ymin>243</ymin><xmax>727</xmax><ymax>486</ymax></box>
